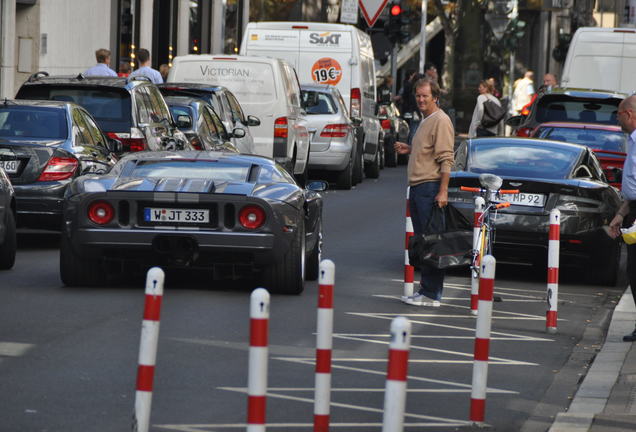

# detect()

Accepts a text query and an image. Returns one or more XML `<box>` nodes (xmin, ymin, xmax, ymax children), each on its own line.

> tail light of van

<box><xmin>350</xmin><ymin>88</ymin><xmax>361</xmax><ymax>119</ymax></box>
<box><xmin>273</xmin><ymin>117</ymin><xmax>289</xmax><ymax>157</ymax></box>
<box><xmin>37</xmin><ymin>156</ymin><xmax>79</xmax><ymax>182</ymax></box>
<box><xmin>106</xmin><ymin>128</ymin><xmax>147</xmax><ymax>152</ymax></box>
<box><xmin>320</xmin><ymin>124</ymin><xmax>350</xmax><ymax>138</ymax></box>
<box><xmin>381</xmin><ymin>119</ymin><xmax>392</xmax><ymax>130</ymax></box>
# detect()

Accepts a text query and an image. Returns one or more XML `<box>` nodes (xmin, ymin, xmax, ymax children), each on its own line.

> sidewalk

<box><xmin>549</xmin><ymin>288</ymin><xmax>636</xmax><ymax>432</ymax></box>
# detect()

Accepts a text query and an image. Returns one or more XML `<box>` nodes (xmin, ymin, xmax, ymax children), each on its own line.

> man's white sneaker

<box><xmin>401</xmin><ymin>293</ymin><xmax>441</xmax><ymax>307</ymax></box>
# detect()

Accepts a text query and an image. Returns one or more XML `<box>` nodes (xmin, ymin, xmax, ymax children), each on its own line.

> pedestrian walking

<box><xmin>159</xmin><ymin>64</ymin><xmax>171</xmax><ymax>82</ymax></box>
<box><xmin>118</xmin><ymin>62</ymin><xmax>131</xmax><ymax>78</ymax></box>
<box><xmin>377</xmin><ymin>75</ymin><xmax>393</xmax><ymax>104</ymax></box>
<box><xmin>129</xmin><ymin>48</ymin><xmax>163</xmax><ymax>84</ymax></box>
<box><xmin>83</xmin><ymin>48</ymin><xmax>117</xmax><ymax>77</ymax></box>
<box><xmin>511</xmin><ymin>70</ymin><xmax>534</xmax><ymax>115</ymax></box>
<box><xmin>608</xmin><ymin>94</ymin><xmax>636</xmax><ymax>341</ymax></box>
<box><xmin>394</xmin><ymin>77</ymin><xmax>455</xmax><ymax>306</ymax></box>
<box><xmin>398</xmin><ymin>70</ymin><xmax>420</xmax><ymax>145</ymax></box>
<box><xmin>468</xmin><ymin>80</ymin><xmax>502</xmax><ymax>138</ymax></box>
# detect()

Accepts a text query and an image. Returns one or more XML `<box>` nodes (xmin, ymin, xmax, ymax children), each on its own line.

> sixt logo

<box><xmin>309</xmin><ymin>32</ymin><xmax>341</xmax><ymax>45</ymax></box>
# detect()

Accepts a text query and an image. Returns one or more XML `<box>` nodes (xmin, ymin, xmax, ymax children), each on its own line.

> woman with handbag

<box><xmin>468</xmin><ymin>80</ymin><xmax>502</xmax><ymax>138</ymax></box>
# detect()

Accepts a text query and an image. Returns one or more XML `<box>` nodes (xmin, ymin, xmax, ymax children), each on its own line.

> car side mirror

<box><xmin>247</xmin><ymin>115</ymin><xmax>261</xmax><ymax>127</ymax></box>
<box><xmin>306</xmin><ymin>180</ymin><xmax>328</xmax><ymax>192</ymax></box>
<box><xmin>232</xmin><ymin>127</ymin><xmax>246</xmax><ymax>139</ymax></box>
<box><xmin>175</xmin><ymin>115</ymin><xmax>192</xmax><ymax>130</ymax></box>
<box><xmin>106</xmin><ymin>137</ymin><xmax>123</xmax><ymax>154</ymax></box>
<box><xmin>505</xmin><ymin>115</ymin><xmax>524</xmax><ymax>128</ymax></box>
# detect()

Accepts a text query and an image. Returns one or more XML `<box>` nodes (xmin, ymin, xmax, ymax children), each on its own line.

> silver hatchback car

<box><xmin>301</xmin><ymin>84</ymin><xmax>357</xmax><ymax>190</ymax></box>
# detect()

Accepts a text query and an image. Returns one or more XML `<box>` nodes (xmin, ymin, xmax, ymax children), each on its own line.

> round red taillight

<box><xmin>239</xmin><ymin>205</ymin><xmax>266</xmax><ymax>229</ymax></box>
<box><xmin>88</xmin><ymin>201</ymin><xmax>114</xmax><ymax>225</ymax></box>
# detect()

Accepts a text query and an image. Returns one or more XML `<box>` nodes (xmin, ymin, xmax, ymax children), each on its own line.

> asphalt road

<box><xmin>0</xmin><ymin>165</ymin><xmax>626</xmax><ymax>432</ymax></box>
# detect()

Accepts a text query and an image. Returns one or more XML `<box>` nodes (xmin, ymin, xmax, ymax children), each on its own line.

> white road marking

<box><xmin>218</xmin><ymin>387</ymin><xmax>472</xmax><ymax>425</ymax></box>
<box><xmin>347</xmin><ymin>312</ymin><xmax>554</xmax><ymax>341</ymax></box>
<box><xmin>155</xmin><ymin>421</ymin><xmax>470</xmax><ymax>430</ymax></box>
<box><xmin>0</xmin><ymin>342</ymin><xmax>34</xmax><ymax>357</ymax></box>
<box><xmin>275</xmin><ymin>357</ymin><xmax>519</xmax><ymax>392</ymax></box>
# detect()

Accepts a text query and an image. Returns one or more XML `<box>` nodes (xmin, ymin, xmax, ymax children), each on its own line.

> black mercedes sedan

<box><xmin>0</xmin><ymin>100</ymin><xmax>120</xmax><ymax>229</ymax></box>
<box><xmin>449</xmin><ymin>137</ymin><xmax>622</xmax><ymax>285</ymax></box>
<box><xmin>60</xmin><ymin>151</ymin><xmax>325</xmax><ymax>294</ymax></box>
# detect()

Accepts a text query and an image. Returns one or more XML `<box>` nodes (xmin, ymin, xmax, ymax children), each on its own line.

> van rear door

<box><xmin>563</xmin><ymin>30</ymin><xmax>624</xmax><ymax>92</ymax></box>
<box><xmin>297</xmin><ymin>30</ymin><xmax>352</xmax><ymax>104</ymax></box>
<box><xmin>619</xmin><ymin>31</ymin><xmax>636</xmax><ymax>94</ymax></box>
<box><xmin>242</xmin><ymin>29</ymin><xmax>300</xmax><ymax>69</ymax></box>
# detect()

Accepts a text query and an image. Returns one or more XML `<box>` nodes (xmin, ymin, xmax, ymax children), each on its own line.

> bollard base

<box><xmin>470</xmin><ymin>309</ymin><xmax>478</xmax><ymax>316</ymax></box>
<box><xmin>456</xmin><ymin>422</ymin><xmax>494</xmax><ymax>430</ymax></box>
<box><xmin>547</xmin><ymin>326</ymin><xmax>558</xmax><ymax>334</ymax></box>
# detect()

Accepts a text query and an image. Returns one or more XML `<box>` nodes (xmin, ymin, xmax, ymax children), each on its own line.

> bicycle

<box><xmin>460</xmin><ymin>173</ymin><xmax>519</xmax><ymax>311</ymax></box>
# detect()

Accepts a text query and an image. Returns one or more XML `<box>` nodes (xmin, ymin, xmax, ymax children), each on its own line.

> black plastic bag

<box><xmin>481</xmin><ymin>99</ymin><xmax>505</xmax><ymax>128</ymax></box>
<box><xmin>408</xmin><ymin>204</ymin><xmax>473</xmax><ymax>269</ymax></box>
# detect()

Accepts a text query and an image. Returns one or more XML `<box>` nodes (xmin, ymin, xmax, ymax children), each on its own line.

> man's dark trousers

<box><xmin>409</xmin><ymin>181</ymin><xmax>445</xmax><ymax>300</ymax></box>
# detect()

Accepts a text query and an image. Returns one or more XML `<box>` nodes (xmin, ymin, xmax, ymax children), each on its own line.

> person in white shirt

<box><xmin>468</xmin><ymin>80</ymin><xmax>501</xmax><ymax>138</ymax></box>
<box><xmin>129</xmin><ymin>48</ymin><xmax>163</xmax><ymax>84</ymax></box>
<box><xmin>512</xmin><ymin>70</ymin><xmax>534</xmax><ymax>115</ymax></box>
<box><xmin>83</xmin><ymin>49</ymin><xmax>117</xmax><ymax>77</ymax></box>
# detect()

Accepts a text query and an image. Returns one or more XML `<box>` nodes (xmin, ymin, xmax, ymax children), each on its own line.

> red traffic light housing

<box><xmin>390</xmin><ymin>4</ymin><xmax>402</xmax><ymax>15</ymax></box>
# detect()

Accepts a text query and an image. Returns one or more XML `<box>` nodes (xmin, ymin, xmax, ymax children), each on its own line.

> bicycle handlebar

<box><xmin>499</xmin><ymin>189</ymin><xmax>520</xmax><ymax>194</ymax></box>
<box><xmin>460</xmin><ymin>186</ymin><xmax>481</xmax><ymax>192</ymax></box>
<box><xmin>495</xmin><ymin>202</ymin><xmax>511</xmax><ymax>209</ymax></box>
<box><xmin>460</xmin><ymin>186</ymin><xmax>520</xmax><ymax>195</ymax></box>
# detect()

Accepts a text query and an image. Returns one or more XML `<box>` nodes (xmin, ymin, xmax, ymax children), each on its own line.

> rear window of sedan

<box><xmin>535</xmin><ymin>96</ymin><xmax>620</xmax><ymax>125</ymax></box>
<box><xmin>469</xmin><ymin>142</ymin><xmax>580</xmax><ymax>179</ymax></box>
<box><xmin>128</xmin><ymin>160</ymin><xmax>251</xmax><ymax>182</ymax></box>
<box><xmin>17</xmin><ymin>86</ymin><xmax>132</xmax><ymax>132</ymax></box>
<box><xmin>302</xmin><ymin>91</ymin><xmax>338</xmax><ymax>115</ymax></box>
<box><xmin>535</xmin><ymin>126</ymin><xmax>627</xmax><ymax>153</ymax></box>
<box><xmin>0</xmin><ymin>106</ymin><xmax>68</xmax><ymax>139</ymax></box>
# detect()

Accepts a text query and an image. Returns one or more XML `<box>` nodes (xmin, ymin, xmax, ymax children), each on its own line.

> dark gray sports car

<box><xmin>450</xmin><ymin>137</ymin><xmax>622</xmax><ymax>285</ymax></box>
<box><xmin>60</xmin><ymin>151</ymin><xmax>325</xmax><ymax>293</ymax></box>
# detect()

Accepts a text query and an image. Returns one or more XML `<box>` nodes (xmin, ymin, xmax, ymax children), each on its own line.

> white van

<box><xmin>167</xmin><ymin>55</ymin><xmax>310</xmax><ymax>182</ymax></box>
<box><xmin>561</xmin><ymin>27</ymin><xmax>636</xmax><ymax>94</ymax></box>
<box><xmin>240</xmin><ymin>21</ymin><xmax>382</xmax><ymax>181</ymax></box>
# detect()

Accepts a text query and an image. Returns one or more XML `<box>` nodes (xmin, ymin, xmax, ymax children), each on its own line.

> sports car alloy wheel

<box><xmin>305</xmin><ymin>221</ymin><xmax>322</xmax><ymax>281</ymax></box>
<box><xmin>60</xmin><ymin>234</ymin><xmax>105</xmax><ymax>287</ymax></box>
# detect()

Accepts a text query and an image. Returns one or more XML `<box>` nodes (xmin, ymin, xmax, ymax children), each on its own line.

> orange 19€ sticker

<box><xmin>311</xmin><ymin>58</ymin><xmax>343</xmax><ymax>86</ymax></box>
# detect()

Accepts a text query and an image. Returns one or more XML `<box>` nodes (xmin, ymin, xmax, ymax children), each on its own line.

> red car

<box><xmin>530</xmin><ymin>122</ymin><xmax>627</xmax><ymax>188</ymax></box>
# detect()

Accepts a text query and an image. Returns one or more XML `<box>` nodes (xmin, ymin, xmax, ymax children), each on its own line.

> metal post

<box><xmin>403</xmin><ymin>187</ymin><xmax>415</xmax><ymax>299</ymax></box>
<box><xmin>381</xmin><ymin>317</ymin><xmax>412</xmax><ymax>432</ymax></box>
<box><xmin>419</xmin><ymin>0</ymin><xmax>427</xmax><ymax>75</ymax></box>
<box><xmin>391</xmin><ymin>43</ymin><xmax>398</xmax><ymax>95</ymax></box>
<box><xmin>133</xmin><ymin>267</ymin><xmax>165</xmax><ymax>432</ymax></box>
<box><xmin>546</xmin><ymin>209</ymin><xmax>560</xmax><ymax>334</ymax></box>
<box><xmin>247</xmin><ymin>288</ymin><xmax>270</xmax><ymax>432</ymax></box>
<box><xmin>314</xmin><ymin>260</ymin><xmax>335</xmax><ymax>432</ymax></box>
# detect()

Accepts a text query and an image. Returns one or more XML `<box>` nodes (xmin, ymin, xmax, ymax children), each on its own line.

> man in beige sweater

<box><xmin>395</xmin><ymin>77</ymin><xmax>455</xmax><ymax>306</ymax></box>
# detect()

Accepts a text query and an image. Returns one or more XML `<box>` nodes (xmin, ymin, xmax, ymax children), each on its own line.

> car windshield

<box><xmin>302</xmin><ymin>91</ymin><xmax>337</xmax><ymax>115</ymax></box>
<box><xmin>535</xmin><ymin>126</ymin><xmax>627</xmax><ymax>153</ymax></box>
<box><xmin>469</xmin><ymin>141</ymin><xmax>580</xmax><ymax>179</ymax></box>
<box><xmin>130</xmin><ymin>160</ymin><xmax>250</xmax><ymax>182</ymax></box>
<box><xmin>17</xmin><ymin>86</ymin><xmax>132</xmax><ymax>132</ymax></box>
<box><xmin>0</xmin><ymin>106</ymin><xmax>68</xmax><ymax>139</ymax></box>
<box><xmin>535</xmin><ymin>95</ymin><xmax>620</xmax><ymax>125</ymax></box>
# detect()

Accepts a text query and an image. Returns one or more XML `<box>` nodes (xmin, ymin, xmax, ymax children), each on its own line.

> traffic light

<box><xmin>502</xmin><ymin>18</ymin><xmax>526</xmax><ymax>51</ymax></box>
<box><xmin>384</xmin><ymin>2</ymin><xmax>411</xmax><ymax>45</ymax></box>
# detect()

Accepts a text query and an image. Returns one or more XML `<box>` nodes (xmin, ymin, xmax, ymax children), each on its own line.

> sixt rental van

<box><xmin>561</xmin><ymin>27</ymin><xmax>636</xmax><ymax>94</ymax></box>
<box><xmin>240</xmin><ymin>22</ymin><xmax>382</xmax><ymax>181</ymax></box>
<box><xmin>167</xmin><ymin>55</ymin><xmax>310</xmax><ymax>183</ymax></box>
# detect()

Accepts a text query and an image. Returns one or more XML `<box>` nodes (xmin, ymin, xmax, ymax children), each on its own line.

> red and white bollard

<box><xmin>248</xmin><ymin>288</ymin><xmax>270</xmax><ymax>432</ymax></box>
<box><xmin>382</xmin><ymin>316</ymin><xmax>412</xmax><ymax>432</ymax></box>
<box><xmin>470</xmin><ymin>255</ymin><xmax>496</xmax><ymax>425</ymax></box>
<box><xmin>546</xmin><ymin>209</ymin><xmax>560</xmax><ymax>334</ymax></box>
<box><xmin>404</xmin><ymin>186</ymin><xmax>415</xmax><ymax>298</ymax></box>
<box><xmin>133</xmin><ymin>267</ymin><xmax>165</xmax><ymax>432</ymax></box>
<box><xmin>314</xmin><ymin>260</ymin><xmax>335</xmax><ymax>432</ymax></box>
<box><xmin>470</xmin><ymin>197</ymin><xmax>486</xmax><ymax>316</ymax></box>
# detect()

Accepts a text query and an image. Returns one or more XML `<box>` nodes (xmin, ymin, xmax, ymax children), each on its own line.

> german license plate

<box><xmin>144</xmin><ymin>208</ymin><xmax>209</xmax><ymax>223</ymax></box>
<box><xmin>0</xmin><ymin>160</ymin><xmax>19</xmax><ymax>174</ymax></box>
<box><xmin>502</xmin><ymin>193</ymin><xmax>546</xmax><ymax>207</ymax></box>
